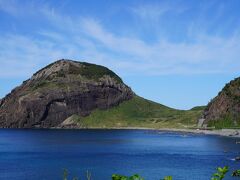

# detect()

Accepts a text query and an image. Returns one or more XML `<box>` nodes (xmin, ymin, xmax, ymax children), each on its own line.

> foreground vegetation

<box><xmin>72</xmin><ymin>96</ymin><xmax>203</xmax><ymax>129</ymax></box>
<box><xmin>207</xmin><ymin>114</ymin><xmax>240</xmax><ymax>129</ymax></box>
<box><xmin>63</xmin><ymin>166</ymin><xmax>240</xmax><ymax>180</ymax></box>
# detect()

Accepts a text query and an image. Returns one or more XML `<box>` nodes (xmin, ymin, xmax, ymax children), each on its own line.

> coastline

<box><xmin>156</xmin><ymin>128</ymin><xmax>240</xmax><ymax>138</ymax></box>
<box><xmin>1</xmin><ymin>126</ymin><xmax>240</xmax><ymax>138</ymax></box>
<box><xmin>70</xmin><ymin>127</ymin><xmax>240</xmax><ymax>138</ymax></box>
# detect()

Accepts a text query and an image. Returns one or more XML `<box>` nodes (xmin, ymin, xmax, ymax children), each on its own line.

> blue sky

<box><xmin>0</xmin><ymin>0</ymin><xmax>240</xmax><ymax>110</ymax></box>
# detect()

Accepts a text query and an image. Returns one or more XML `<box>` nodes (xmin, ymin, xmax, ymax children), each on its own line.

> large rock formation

<box><xmin>0</xmin><ymin>59</ymin><xmax>134</xmax><ymax>128</ymax></box>
<box><xmin>203</xmin><ymin>77</ymin><xmax>240</xmax><ymax>126</ymax></box>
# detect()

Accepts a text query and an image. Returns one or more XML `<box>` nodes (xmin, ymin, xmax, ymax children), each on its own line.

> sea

<box><xmin>0</xmin><ymin>129</ymin><xmax>240</xmax><ymax>180</ymax></box>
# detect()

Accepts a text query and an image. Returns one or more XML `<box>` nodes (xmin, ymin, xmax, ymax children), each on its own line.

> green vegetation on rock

<box><xmin>29</xmin><ymin>60</ymin><xmax>123</xmax><ymax>92</ymax></box>
<box><xmin>72</xmin><ymin>96</ymin><xmax>202</xmax><ymax>129</ymax></box>
<box><xmin>30</xmin><ymin>80</ymin><xmax>68</xmax><ymax>91</ymax></box>
<box><xmin>207</xmin><ymin>114</ymin><xmax>240</xmax><ymax>129</ymax></box>
<box><xmin>204</xmin><ymin>76</ymin><xmax>240</xmax><ymax>128</ymax></box>
<box><xmin>72</xmin><ymin>62</ymin><xmax>123</xmax><ymax>83</ymax></box>
<box><xmin>34</xmin><ymin>59</ymin><xmax>123</xmax><ymax>83</ymax></box>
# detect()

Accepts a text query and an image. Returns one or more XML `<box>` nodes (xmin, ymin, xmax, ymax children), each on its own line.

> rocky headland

<box><xmin>203</xmin><ymin>77</ymin><xmax>240</xmax><ymax>128</ymax></box>
<box><xmin>0</xmin><ymin>59</ymin><xmax>134</xmax><ymax>128</ymax></box>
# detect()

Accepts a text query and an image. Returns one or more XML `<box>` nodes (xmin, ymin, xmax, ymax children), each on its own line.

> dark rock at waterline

<box><xmin>0</xmin><ymin>59</ymin><xmax>134</xmax><ymax>128</ymax></box>
<box><xmin>235</xmin><ymin>156</ymin><xmax>240</xmax><ymax>161</ymax></box>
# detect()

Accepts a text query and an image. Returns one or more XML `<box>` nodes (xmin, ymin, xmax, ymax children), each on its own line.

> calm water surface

<box><xmin>0</xmin><ymin>129</ymin><xmax>240</xmax><ymax>180</ymax></box>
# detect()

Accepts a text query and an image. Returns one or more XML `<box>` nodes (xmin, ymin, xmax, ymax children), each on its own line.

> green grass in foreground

<box><xmin>63</xmin><ymin>166</ymin><xmax>240</xmax><ymax>180</ymax></box>
<box><xmin>72</xmin><ymin>96</ymin><xmax>203</xmax><ymax>129</ymax></box>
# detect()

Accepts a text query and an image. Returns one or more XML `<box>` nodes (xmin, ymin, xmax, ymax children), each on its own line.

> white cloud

<box><xmin>131</xmin><ymin>3</ymin><xmax>187</xmax><ymax>21</ymax></box>
<box><xmin>0</xmin><ymin>0</ymin><xmax>240</xmax><ymax>79</ymax></box>
<box><xmin>0</xmin><ymin>0</ymin><xmax>43</xmax><ymax>17</ymax></box>
<box><xmin>80</xmin><ymin>18</ymin><xmax>240</xmax><ymax>74</ymax></box>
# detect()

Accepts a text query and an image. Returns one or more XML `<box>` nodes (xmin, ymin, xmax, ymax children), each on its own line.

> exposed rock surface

<box><xmin>203</xmin><ymin>77</ymin><xmax>240</xmax><ymax>125</ymax></box>
<box><xmin>0</xmin><ymin>59</ymin><xmax>134</xmax><ymax>128</ymax></box>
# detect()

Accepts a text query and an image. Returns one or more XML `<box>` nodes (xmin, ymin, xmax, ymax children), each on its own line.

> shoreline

<box><xmin>47</xmin><ymin>126</ymin><xmax>240</xmax><ymax>138</ymax></box>
<box><xmin>89</xmin><ymin>127</ymin><xmax>240</xmax><ymax>138</ymax></box>
<box><xmin>156</xmin><ymin>128</ymin><xmax>240</xmax><ymax>138</ymax></box>
<box><xmin>70</xmin><ymin>127</ymin><xmax>240</xmax><ymax>138</ymax></box>
<box><xmin>1</xmin><ymin>126</ymin><xmax>240</xmax><ymax>138</ymax></box>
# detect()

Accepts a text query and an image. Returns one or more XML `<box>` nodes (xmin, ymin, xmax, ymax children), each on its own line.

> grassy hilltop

<box><xmin>72</xmin><ymin>96</ymin><xmax>203</xmax><ymax>129</ymax></box>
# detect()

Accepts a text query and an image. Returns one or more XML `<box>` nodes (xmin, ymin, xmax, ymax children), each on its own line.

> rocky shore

<box><xmin>68</xmin><ymin>127</ymin><xmax>240</xmax><ymax>138</ymax></box>
<box><xmin>158</xmin><ymin>128</ymin><xmax>240</xmax><ymax>138</ymax></box>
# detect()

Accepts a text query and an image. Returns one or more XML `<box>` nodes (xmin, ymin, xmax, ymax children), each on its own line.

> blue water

<box><xmin>0</xmin><ymin>129</ymin><xmax>240</xmax><ymax>180</ymax></box>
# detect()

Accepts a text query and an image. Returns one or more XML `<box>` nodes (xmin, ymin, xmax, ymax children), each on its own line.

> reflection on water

<box><xmin>0</xmin><ymin>129</ymin><xmax>240</xmax><ymax>180</ymax></box>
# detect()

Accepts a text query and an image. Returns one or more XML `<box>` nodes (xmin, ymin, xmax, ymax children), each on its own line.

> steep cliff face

<box><xmin>0</xmin><ymin>59</ymin><xmax>134</xmax><ymax>128</ymax></box>
<box><xmin>203</xmin><ymin>77</ymin><xmax>240</xmax><ymax>126</ymax></box>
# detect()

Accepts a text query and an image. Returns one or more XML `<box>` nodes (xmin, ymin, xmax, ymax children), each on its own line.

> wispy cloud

<box><xmin>131</xmin><ymin>1</ymin><xmax>187</xmax><ymax>21</ymax></box>
<box><xmin>0</xmin><ymin>0</ymin><xmax>240</xmax><ymax>79</ymax></box>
